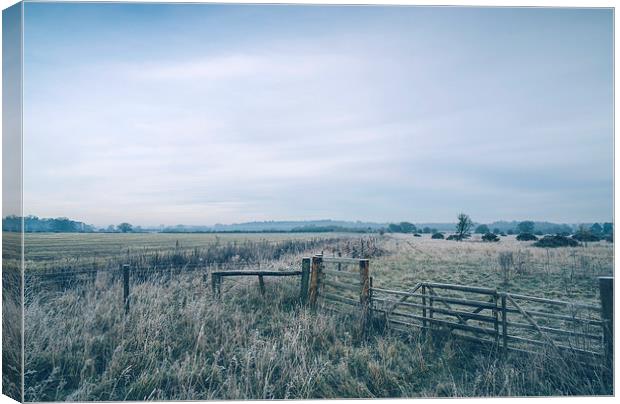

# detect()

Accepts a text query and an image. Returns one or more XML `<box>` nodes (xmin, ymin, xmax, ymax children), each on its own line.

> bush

<box><xmin>533</xmin><ymin>235</ymin><xmax>579</xmax><ymax>248</ymax></box>
<box><xmin>413</xmin><ymin>233</ymin><xmax>422</xmax><ymax>237</ymax></box>
<box><xmin>572</xmin><ymin>233</ymin><xmax>601</xmax><ymax>242</ymax></box>
<box><xmin>481</xmin><ymin>233</ymin><xmax>499</xmax><ymax>242</ymax></box>
<box><xmin>446</xmin><ymin>234</ymin><xmax>469</xmax><ymax>241</ymax></box>
<box><xmin>431</xmin><ymin>232</ymin><xmax>444</xmax><ymax>239</ymax></box>
<box><xmin>499</xmin><ymin>232</ymin><xmax>507</xmax><ymax>237</ymax></box>
<box><xmin>516</xmin><ymin>233</ymin><xmax>538</xmax><ymax>241</ymax></box>
<box><xmin>606</xmin><ymin>234</ymin><xmax>613</xmax><ymax>243</ymax></box>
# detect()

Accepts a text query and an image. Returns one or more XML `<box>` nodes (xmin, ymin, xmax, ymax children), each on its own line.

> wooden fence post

<box><xmin>211</xmin><ymin>273</ymin><xmax>221</xmax><ymax>297</ymax></box>
<box><xmin>309</xmin><ymin>255</ymin><xmax>323</xmax><ymax>306</ymax></box>
<box><xmin>300</xmin><ymin>257</ymin><xmax>311</xmax><ymax>304</ymax></box>
<box><xmin>599</xmin><ymin>276</ymin><xmax>613</xmax><ymax>369</ymax></box>
<box><xmin>501</xmin><ymin>293</ymin><xmax>508</xmax><ymax>358</ymax></box>
<box><xmin>359</xmin><ymin>259</ymin><xmax>370</xmax><ymax>336</ymax></box>
<box><xmin>122</xmin><ymin>264</ymin><xmax>130</xmax><ymax>314</ymax></box>
<box><xmin>422</xmin><ymin>284</ymin><xmax>427</xmax><ymax>330</ymax></box>
<box><xmin>258</xmin><ymin>275</ymin><xmax>266</xmax><ymax>296</ymax></box>
<box><xmin>493</xmin><ymin>292</ymin><xmax>499</xmax><ymax>346</ymax></box>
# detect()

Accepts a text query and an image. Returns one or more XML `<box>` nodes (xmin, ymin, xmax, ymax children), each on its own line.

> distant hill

<box><xmin>4</xmin><ymin>215</ymin><xmax>608</xmax><ymax>235</ymax></box>
<box><xmin>162</xmin><ymin>220</ymin><xmax>387</xmax><ymax>233</ymax></box>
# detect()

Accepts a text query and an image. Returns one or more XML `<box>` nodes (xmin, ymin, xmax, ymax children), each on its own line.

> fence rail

<box><xmin>299</xmin><ymin>255</ymin><xmax>613</xmax><ymax>368</ymax></box>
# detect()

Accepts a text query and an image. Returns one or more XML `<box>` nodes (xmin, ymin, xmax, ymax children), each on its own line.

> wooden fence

<box><xmin>301</xmin><ymin>254</ymin><xmax>614</xmax><ymax>367</ymax></box>
<box><xmin>22</xmin><ymin>254</ymin><xmax>613</xmax><ymax>368</ymax></box>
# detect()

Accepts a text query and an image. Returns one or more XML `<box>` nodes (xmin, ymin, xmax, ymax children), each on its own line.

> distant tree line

<box><xmin>2</xmin><ymin>215</ymin><xmax>95</xmax><ymax>232</ymax></box>
<box><xmin>385</xmin><ymin>222</ymin><xmax>437</xmax><ymax>234</ymax></box>
<box><xmin>3</xmin><ymin>215</ymin><xmax>612</xmax><ymax>239</ymax></box>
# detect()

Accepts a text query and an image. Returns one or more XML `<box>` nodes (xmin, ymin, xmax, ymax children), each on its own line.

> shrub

<box><xmin>533</xmin><ymin>235</ymin><xmax>579</xmax><ymax>248</ymax></box>
<box><xmin>431</xmin><ymin>232</ymin><xmax>444</xmax><ymax>239</ymax></box>
<box><xmin>516</xmin><ymin>233</ymin><xmax>538</xmax><ymax>241</ymax></box>
<box><xmin>413</xmin><ymin>233</ymin><xmax>422</xmax><ymax>237</ymax></box>
<box><xmin>446</xmin><ymin>234</ymin><xmax>470</xmax><ymax>241</ymax></box>
<box><xmin>572</xmin><ymin>233</ymin><xmax>600</xmax><ymax>242</ymax></box>
<box><xmin>481</xmin><ymin>233</ymin><xmax>499</xmax><ymax>242</ymax></box>
<box><xmin>606</xmin><ymin>234</ymin><xmax>613</xmax><ymax>243</ymax></box>
<box><xmin>499</xmin><ymin>232</ymin><xmax>507</xmax><ymax>237</ymax></box>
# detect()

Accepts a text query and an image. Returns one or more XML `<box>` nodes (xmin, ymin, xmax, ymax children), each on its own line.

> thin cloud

<box><xmin>21</xmin><ymin>4</ymin><xmax>613</xmax><ymax>226</ymax></box>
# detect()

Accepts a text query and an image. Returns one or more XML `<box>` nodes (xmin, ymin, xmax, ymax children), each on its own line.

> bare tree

<box><xmin>455</xmin><ymin>213</ymin><xmax>473</xmax><ymax>241</ymax></box>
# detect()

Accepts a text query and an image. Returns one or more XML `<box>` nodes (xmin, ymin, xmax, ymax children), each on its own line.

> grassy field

<box><xmin>10</xmin><ymin>231</ymin><xmax>614</xmax><ymax>400</ymax></box>
<box><xmin>370</xmin><ymin>233</ymin><xmax>613</xmax><ymax>305</ymax></box>
<box><xmin>19</xmin><ymin>232</ymin><xmax>357</xmax><ymax>272</ymax></box>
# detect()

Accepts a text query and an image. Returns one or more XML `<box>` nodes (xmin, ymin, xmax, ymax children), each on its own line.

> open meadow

<box><xmin>372</xmin><ymin>234</ymin><xmax>613</xmax><ymax>305</ymax></box>
<box><xmin>8</xmin><ymin>231</ymin><xmax>612</xmax><ymax>400</ymax></box>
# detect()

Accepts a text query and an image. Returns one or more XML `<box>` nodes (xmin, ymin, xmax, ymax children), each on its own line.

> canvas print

<box><xmin>2</xmin><ymin>1</ymin><xmax>615</xmax><ymax>401</ymax></box>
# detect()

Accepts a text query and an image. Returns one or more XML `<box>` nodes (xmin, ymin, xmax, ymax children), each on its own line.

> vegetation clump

<box><xmin>572</xmin><ymin>233</ymin><xmax>600</xmax><ymax>242</ymax></box>
<box><xmin>474</xmin><ymin>224</ymin><xmax>489</xmax><ymax>234</ymax></box>
<box><xmin>413</xmin><ymin>233</ymin><xmax>422</xmax><ymax>237</ymax></box>
<box><xmin>533</xmin><ymin>235</ymin><xmax>579</xmax><ymax>248</ymax></box>
<box><xmin>481</xmin><ymin>233</ymin><xmax>499</xmax><ymax>242</ymax></box>
<box><xmin>387</xmin><ymin>222</ymin><xmax>417</xmax><ymax>233</ymax></box>
<box><xmin>516</xmin><ymin>233</ymin><xmax>538</xmax><ymax>241</ymax></box>
<box><xmin>431</xmin><ymin>232</ymin><xmax>444</xmax><ymax>239</ymax></box>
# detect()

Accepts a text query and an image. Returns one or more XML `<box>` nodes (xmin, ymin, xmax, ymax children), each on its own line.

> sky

<box><xmin>20</xmin><ymin>3</ymin><xmax>613</xmax><ymax>227</ymax></box>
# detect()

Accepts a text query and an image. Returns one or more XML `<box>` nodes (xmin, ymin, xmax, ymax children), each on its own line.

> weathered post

<box><xmin>359</xmin><ymin>259</ymin><xmax>370</xmax><ymax>336</ymax></box>
<box><xmin>258</xmin><ymin>275</ymin><xmax>266</xmax><ymax>296</ymax></box>
<box><xmin>122</xmin><ymin>264</ymin><xmax>130</xmax><ymax>314</ymax></box>
<box><xmin>493</xmin><ymin>292</ymin><xmax>500</xmax><ymax>346</ymax></box>
<box><xmin>309</xmin><ymin>255</ymin><xmax>323</xmax><ymax>306</ymax></box>
<box><xmin>599</xmin><ymin>276</ymin><xmax>613</xmax><ymax>370</ymax></box>
<box><xmin>422</xmin><ymin>284</ymin><xmax>427</xmax><ymax>330</ymax></box>
<box><xmin>211</xmin><ymin>273</ymin><xmax>221</xmax><ymax>297</ymax></box>
<box><xmin>501</xmin><ymin>293</ymin><xmax>508</xmax><ymax>358</ymax></box>
<box><xmin>300</xmin><ymin>257</ymin><xmax>311</xmax><ymax>303</ymax></box>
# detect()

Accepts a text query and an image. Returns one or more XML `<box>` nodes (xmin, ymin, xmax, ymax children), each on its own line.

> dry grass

<box><xmin>23</xmin><ymin>273</ymin><xmax>611</xmax><ymax>401</ymax></box>
<box><xmin>373</xmin><ymin>234</ymin><xmax>612</xmax><ymax>304</ymax></box>
<box><xmin>15</xmin><ymin>232</ymin><xmax>614</xmax><ymax>400</ymax></box>
<box><xmin>20</xmin><ymin>232</ymin><xmax>356</xmax><ymax>272</ymax></box>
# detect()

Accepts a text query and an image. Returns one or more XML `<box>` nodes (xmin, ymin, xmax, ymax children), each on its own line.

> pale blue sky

<box><xmin>21</xmin><ymin>3</ymin><xmax>613</xmax><ymax>226</ymax></box>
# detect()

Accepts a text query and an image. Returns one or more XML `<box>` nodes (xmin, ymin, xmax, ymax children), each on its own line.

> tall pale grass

<box><xmin>23</xmin><ymin>271</ymin><xmax>611</xmax><ymax>401</ymax></box>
